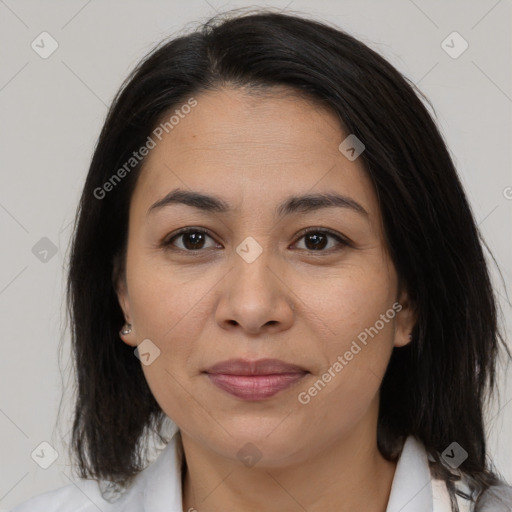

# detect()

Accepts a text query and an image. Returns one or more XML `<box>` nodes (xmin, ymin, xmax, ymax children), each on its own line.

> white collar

<box><xmin>385</xmin><ymin>435</ymin><xmax>435</xmax><ymax>511</ymax></box>
<box><xmin>108</xmin><ymin>430</ymin><xmax>463</xmax><ymax>512</ymax></box>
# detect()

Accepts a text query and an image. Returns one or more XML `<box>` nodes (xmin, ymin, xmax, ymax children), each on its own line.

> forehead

<box><xmin>131</xmin><ymin>86</ymin><xmax>380</xmax><ymax>225</ymax></box>
<box><xmin>163</xmin><ymin>86</ymin><xmax>345</xmax><ymax>154</ymax></box>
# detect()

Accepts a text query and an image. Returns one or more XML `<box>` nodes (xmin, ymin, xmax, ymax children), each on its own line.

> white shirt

<box><xmin>10</xmin><ymin>431</ymin><xmax>512</xmax><ymax>511</ymax></box>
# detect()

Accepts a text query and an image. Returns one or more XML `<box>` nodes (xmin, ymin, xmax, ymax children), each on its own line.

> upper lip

<box><xmin>205</xmin><ymin>358</ymin><xmax>308</xmax><ymax>375</ymax></box>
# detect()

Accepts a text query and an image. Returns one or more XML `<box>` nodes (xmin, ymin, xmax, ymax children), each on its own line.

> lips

<box><xmin>204</xmin><ymin>358</ymin><xmax>308</xmax><ymax>401</ymax></box>
<box><xmin>205</xmin><ymin>358</ymin><xmax>307</xmax><ymax>375</ymax></box>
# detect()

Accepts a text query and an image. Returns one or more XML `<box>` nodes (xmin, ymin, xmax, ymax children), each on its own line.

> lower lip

<box><xmin>206</xmin><ymin>373</ymin><xmax>307</xmax><ymax>401</ymax></box>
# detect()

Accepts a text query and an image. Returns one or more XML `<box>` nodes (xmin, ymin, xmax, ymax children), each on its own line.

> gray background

<box><xmin>0</xmin><ymin>0</ymin><xmax>511</xmax><ymax>509</ymax></box>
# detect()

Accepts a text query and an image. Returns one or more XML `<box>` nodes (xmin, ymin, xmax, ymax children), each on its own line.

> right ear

<box><xmin>113</xmin><ymin>254</ymin><xmax>136</xmax><ymax>347</ymax></box>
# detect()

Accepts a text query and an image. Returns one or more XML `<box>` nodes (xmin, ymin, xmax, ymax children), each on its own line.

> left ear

<box><xmin>393</xmin><ymin>288</ymin><xmax>417</xmax><ymax>348</ymax></box>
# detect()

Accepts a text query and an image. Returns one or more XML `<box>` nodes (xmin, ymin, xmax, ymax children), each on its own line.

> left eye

<box><xmin>161</xmin><ymin>228</ymin><xmax>349</xmax><ymax>253</ymax></box>
<box><xmin>294</xmin><ymin>229</ymin><xmax>349</xmax><ymax>252</ymax></box>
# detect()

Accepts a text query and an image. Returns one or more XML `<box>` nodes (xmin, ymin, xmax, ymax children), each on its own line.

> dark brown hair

<box><xmin>65</xmin><ymin>8</ymin><xmax>510</xmax><ymax>510</ymax></box>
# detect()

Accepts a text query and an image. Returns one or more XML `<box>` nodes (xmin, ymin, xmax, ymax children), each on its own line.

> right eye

<box><xmin>160</xmin><ymin>228</ymin><xmax>221</xmax><ymax>252</ymax></box>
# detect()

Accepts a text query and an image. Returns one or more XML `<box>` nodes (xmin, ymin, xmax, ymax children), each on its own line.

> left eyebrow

<box><xmin>147</xmin><ymin>188</ymin><xmax>369</xmax><ymax>219</ymax></box>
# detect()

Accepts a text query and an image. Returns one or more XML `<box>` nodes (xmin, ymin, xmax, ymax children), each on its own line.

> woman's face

<box><xmin>116</xmin><ymin>86</ymin><xmax>415</xmax><ymax>466</ymax></box>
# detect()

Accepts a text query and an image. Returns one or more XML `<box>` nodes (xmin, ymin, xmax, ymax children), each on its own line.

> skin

<box><xmin>116</xmin><ymin>86</ymin><xmax>416</xmax><ymax>512</ymax></box>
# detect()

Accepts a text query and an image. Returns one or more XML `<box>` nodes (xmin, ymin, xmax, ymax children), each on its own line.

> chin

<box><xmin>197</xmin><ymin>423</ymin><xmax>312</xmax><ymax>468</ymax></box>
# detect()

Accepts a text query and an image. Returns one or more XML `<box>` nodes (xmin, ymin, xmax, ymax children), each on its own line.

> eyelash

<box><xmin>160</xmin><ymin>227</ymin><xmax>351</xmax><ymax>255</ymax></box>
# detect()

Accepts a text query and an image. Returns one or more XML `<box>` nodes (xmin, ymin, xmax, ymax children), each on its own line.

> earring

<box><xmin>120</xmin><ymin>323</ymin><xmax>132</xmax><ymax>335</ymax></box>
<box><xmin>408</xmin><ymin>334</ymin><xmax>412</xmax><ymax>341</ymax></box>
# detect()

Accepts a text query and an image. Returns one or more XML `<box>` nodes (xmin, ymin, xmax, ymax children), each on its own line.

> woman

<box><xmin>11</xmin><ymin>8</ymin><xmax>512</xmax><ymax>512</ymax></box>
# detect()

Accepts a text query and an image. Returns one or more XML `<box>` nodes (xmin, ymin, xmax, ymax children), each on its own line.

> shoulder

<box><xmin>475</xmin><ymin>482</ymin><xmax>512</xmax><ymax>511</ymax></box>
<box><xmin>448</xmin><ymin>474</ymin><xmax>512</xmax><ymax>512</ymax></box>
<box><xmin>8</xmin><ymin>477</ymin><xmax>150</xmax><ymax>512</ymax></box>
<box><xmin>8</xmin><ymin>479</ymin><xmax>114</xmax><ymax>512</ymax></box>
<box><xmin>407</xmin><ymin>435</ymin><xmax>512</xmax><ymax>512</ymax></box>
<box><xmin>430</xmin><ymin>475</ymin><xmax>512</xmax><ymax>512</ymax></box>
<box><xmin>9</xmin><ymin>431</ymin><xmax>183</xmax><ymax>512</ymax></box>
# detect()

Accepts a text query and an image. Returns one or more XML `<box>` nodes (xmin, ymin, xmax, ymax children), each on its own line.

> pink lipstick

<box><xmin>204</xmin><ymin>358</ymin><xmax>308</xmax><ymax>401</ymax></box>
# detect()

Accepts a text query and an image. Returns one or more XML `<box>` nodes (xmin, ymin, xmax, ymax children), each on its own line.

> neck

<box><xmin>180</xmin><ymin>425</ymin><xmax>397</xmax><ymax>512</ymax></box>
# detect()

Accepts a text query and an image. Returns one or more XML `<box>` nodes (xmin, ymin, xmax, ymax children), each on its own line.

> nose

<box><xmin>214</xmin><ymin>247</ymin><xmax>295</xmax><ymax>335</ymax></box>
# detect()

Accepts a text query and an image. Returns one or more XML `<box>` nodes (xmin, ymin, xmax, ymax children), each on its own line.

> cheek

<box><xmin>297</xmin><ymin>265</ymin><xmax>396</xmax><ymax>402</ymax></box>
<box><xmin>126</xmin><ymin>262</ymin><xmax>217</xmax><ymax>389</ymax></box>
<box><xmin>301</xmin><ymin>262</ymin><xmax>396</xmax><ymax>347</ymax></box>
<box><xmin>297</xmin><ymin>315</ymin><xmax>394</xmax><ymax>441</ymax></box>
<box><xmin>126</xmin><ymin>251</ymin><xmax>209</xmax><ymax>339</ymax></box>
